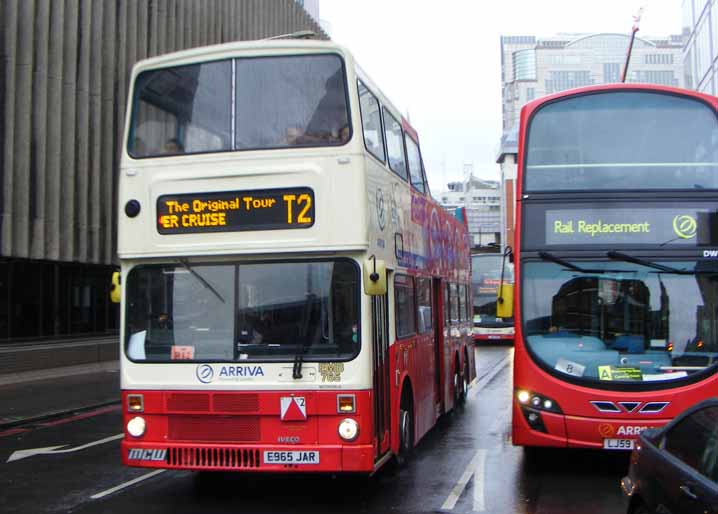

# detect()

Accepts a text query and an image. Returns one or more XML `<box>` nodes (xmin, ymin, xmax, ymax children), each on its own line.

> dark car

<box><xmin>622</xmin><ymin>398</ymin><xmax>718</xmax><ymax>514</ymax></box>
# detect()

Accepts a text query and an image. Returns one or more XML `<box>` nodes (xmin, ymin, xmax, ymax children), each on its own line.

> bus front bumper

<box><xmin>473</xmin><ymin>327</ymin><xmax>514</xmax><ymax>342</ymax></box>
<box><xmin>512</xmin><ymin>405</ymin><xmax>669</xmax><ymax>450</ymax></box>
<box><xmin>122</xmin><ymin>439</ymin><xmax>376</xmax><ymax>473</ymax></box>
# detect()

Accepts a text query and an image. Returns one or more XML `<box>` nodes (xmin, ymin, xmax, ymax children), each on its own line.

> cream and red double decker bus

<box><xmin>117</xmin><ymin>39</ymin><xmax>473</xmax><ymax>473</ymax></box>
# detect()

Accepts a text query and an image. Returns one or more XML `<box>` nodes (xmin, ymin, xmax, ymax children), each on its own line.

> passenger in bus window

<box><xmin>131</xmin><ymin>137</ymin><xmax>147</xmax><ymax>157</ymax></box>
<box><xmin>301</xmin><ymin>69</ymin><xmax>349</xmax><ymax>145</ymax></box>
<box><xmin>285</xmin><ymin>127</ymin><xmax>303</xmax><ymax>146</ymax></box>
<box><xmin>163</xmin><ymin>138</ymin><xmax>184</xmax><ymax>154</ymax></box>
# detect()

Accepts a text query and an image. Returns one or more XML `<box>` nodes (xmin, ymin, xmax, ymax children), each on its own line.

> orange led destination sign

<box><xmin>157</xmin><ymin>187</ymin><xmax>314</xmax><ymax>234</ymax></box>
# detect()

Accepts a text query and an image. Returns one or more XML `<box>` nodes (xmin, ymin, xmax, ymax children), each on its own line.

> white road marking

<box><xmin>90</xmin><ymin>469</ymin><xmax>166</xmax><ymax>499</ymax></box>
<box><xmin>468</xmin><ymin>351</ymin><xmax>512</xmax><ymax>399</ymax></box>
<box><xmin>489</xmin><ymin>406</ymin><xmax>512</xmax><ymax>436</ymax></box>
<box><xmin>441</xmin><ymin>450</ymin><xmax>485</xmax><ymax>510</ymax></box>
<box><xmin>7</xmin><ymin>434</ymin><xmax>123</xmax><ymax>462</ymax></box>
<box><xmin>472</xmin><ymin>450</ymin><xmax>487</xmax><ymax>512</ymax></box>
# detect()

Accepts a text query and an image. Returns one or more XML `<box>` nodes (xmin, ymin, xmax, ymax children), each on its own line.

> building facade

<box><xmin>500</xmin><ymin>32</ymin><xmax>684</xmax><ymax>130</ymax></box>
<box><xmin>438</xmin><ymin>176</ymin><xmax>501</xmax><ymax>249</ymax></box>
<box><xmin>0</xmin><ymin>0</ymin><xmax>325</xmax><ymax>352</ymax></box>
<box><xmin>683</xmin><ymin>0</ymin><xmax>718</xmax><ymax>93</ymax></box>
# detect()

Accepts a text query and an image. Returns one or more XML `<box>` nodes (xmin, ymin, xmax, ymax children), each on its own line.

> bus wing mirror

<box><xmin>506</xmin><ymin>246</ymin><xmax>514</xmax><ymax>264</ymax></box>
<box><xmin>496</xmin><ymin>283</ymin><xmax>513</xmax><ymax>318</ymax></box>
<box><xmin>363</xmin><ymin>256</ymin><xmax>387</xmax><ymax>296</ymax></box>
<box><xmin>110</xmin><ymin>271</ymin><xmax>121</xmax><ymax>304</ymax></box>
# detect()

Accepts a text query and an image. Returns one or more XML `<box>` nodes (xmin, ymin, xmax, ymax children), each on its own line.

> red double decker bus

<box><xmin>116</xmin><ymin>39</ymin><xmax>474</xmax><ymax>473</ymax></box>
<box><xmin>507</xmin><ymin>83</ymin><xmax>718</xmax><ymax>450</ymax></box>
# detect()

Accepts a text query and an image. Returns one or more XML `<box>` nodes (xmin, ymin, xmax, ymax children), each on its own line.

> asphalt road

<box><xmin>1</xmin><ymin>345</ymin><xmax>631</xmax><ymax>514</ymax></box>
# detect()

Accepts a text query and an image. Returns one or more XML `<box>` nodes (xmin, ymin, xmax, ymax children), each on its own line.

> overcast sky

<box><xmin>320</xmin><ymin>0</ymin><xmax>683</xmax><ymax>194</ymax></box>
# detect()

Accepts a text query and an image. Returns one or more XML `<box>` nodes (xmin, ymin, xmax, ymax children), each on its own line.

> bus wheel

<box><xmin>461</xmin><ymin>359</ymin><xmax>470</xmax><ymax>403</ymax></box>
<box><xmin>396</xmin><ymin>398</ymin><xmax>414</xmax><ymax>467</ymax></box>
<box><xmin>454</xmin><ymin>358</ymin><xmax>466</xmax><ymax>405</ymax></box>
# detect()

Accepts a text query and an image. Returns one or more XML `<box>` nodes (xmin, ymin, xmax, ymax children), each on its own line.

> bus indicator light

<box><xmin>127</xmin><ymin>394</ymin><xmax>144</xmax><ymax>412</ymax></box>
<box><xmin>337</xmin><ymin>395</ymin><xmax>356</xmax><ymax>413</ymax></box>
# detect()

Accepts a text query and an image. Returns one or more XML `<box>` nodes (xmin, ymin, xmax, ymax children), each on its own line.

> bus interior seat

<box><xmin>612</xmin><ymin>335</ymin><xmax>645</xmax><ymax>354</ymax></box>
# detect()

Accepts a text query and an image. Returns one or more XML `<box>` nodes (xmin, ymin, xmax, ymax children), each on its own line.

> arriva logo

<box><xmin>218</xmin><ymin>365</ymin><xmax>265</xmax><ymax>378</ymax></box>
<box><xmin>673</xmin><ymin>214</ymin><xmax>697</xmax><ymax>239</ymax></box>
<box><xmin>196</xmin><ymin>364</ymin><xmax>264</xmax><ymax>383</ymax></box>
<box><xmin>196</xmin><ymin>364</ymin><xmax>214</xmax><ymax>384</ymax></box>
<box><xmin>617</xmin><ymin>425</ymin><xmax>649</xmax><ymax>436</ymax></box>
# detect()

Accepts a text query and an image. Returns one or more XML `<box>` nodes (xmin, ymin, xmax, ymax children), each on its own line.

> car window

<box><xmin>664</xmin><ymin>406</ymin><xmax>718</xmax><ymax>481</ymax></box>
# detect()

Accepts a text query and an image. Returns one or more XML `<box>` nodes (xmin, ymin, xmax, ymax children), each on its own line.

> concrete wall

<box><xmin>0</xmin><ymin>0</ymin><xmax>326</xmax><ymax>266</ymax></box>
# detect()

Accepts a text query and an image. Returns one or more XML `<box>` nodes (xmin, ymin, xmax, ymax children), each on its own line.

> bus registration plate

<box><xmin>263</xmin><ymin>450</ymin><xmax>320</xmax><ymax>465</ymax></box>
<box><xmin>603</xmin><ymin>438</ymin><xmax>635</xmax><ymax>450</ymax></box>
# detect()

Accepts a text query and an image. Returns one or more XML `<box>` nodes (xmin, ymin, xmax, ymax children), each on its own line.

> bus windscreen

<box><xmin>125</xmin><ymin>260</ymin><xmax>359</xmax><ymax>363</ymax></box>
<box><xmin>522</xmin><ymin>259</ymin><xmax>718</xmax><ymax>385</ymax></box>
<box><xmin>129</xmin><ymin>54</ymin><xmax>350</xmax><ymax>157</ymax></box>
<box><xmin>525</xmin><ymin>91</ymin><xmax>718</xmax><ymax>191</ymax></box>
<box><xmin>472</xmin><ymin>254</ymin><xmax>513</xmax><ymax>321</ymax></box>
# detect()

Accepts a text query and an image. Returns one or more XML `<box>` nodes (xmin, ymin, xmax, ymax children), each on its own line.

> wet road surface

<box><xmin>1</xmin><ymin>345</ymin><xmax>631</xmax><ymax>514</ymax></box>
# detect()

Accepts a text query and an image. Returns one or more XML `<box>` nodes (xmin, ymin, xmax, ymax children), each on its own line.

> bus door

<box><xmin>432</xmin><ymin>278</ymin><xmax>443</xmax><ymax>414</ymax></box>
<box><xmin>371</xmin><ymin>294</ymin><xmax>391</xmax><ymax>458</ymax></box>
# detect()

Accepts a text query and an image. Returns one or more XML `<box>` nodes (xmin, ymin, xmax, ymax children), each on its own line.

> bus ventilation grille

<box><xmin>166</xmin><ymin>393</ymin><xmax>210</xmax><ymax>412</ymax></box>
<box><xmin>213</xmin><ymin>393</ymin><xmax>260</xmax><ymax>413</ymax></box>
<box><xmin>164</xmin><ymin>393</ymin><xmax>260</xmax><ymax>413</ymax></box>
<box><xmin>167</xmin><ymin>447</ymin><xmax>261</xmax><ymax>469</ymax></box>
<box><xmin>168</xmin><ymin>415</ymin><xmax>260</xmax><ymax>442</ymax></box>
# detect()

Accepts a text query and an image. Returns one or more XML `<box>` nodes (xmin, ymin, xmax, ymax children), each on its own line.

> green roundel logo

<box><xmin>673</xmin><ymin>214</ymin><xmax>697</xmax><ymax>239</ymax></box>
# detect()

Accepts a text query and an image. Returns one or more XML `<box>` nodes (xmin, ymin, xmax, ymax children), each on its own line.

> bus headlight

<box><xmin>127</xmin><ymin>416</ymin><xmax>146</xmax><ymax>437</ymax></box>
<box><xmin>516</xmin><ymin>390</ymin><xmax>561</xmax><ymax>414</ymax></box>
<box><xmin>338</xmin><ymin>418</ymin><xmax>359</xmax><ymax>441</ymax></box>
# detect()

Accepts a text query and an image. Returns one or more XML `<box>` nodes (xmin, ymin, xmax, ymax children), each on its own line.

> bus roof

<box><xmin>131</xmin><ymin>39</ymin><xmax>351</xmax><ymax>76</ymax></box>
<box><xmin>520</xmin><ymin>83</ymin><xmax>718</xmax><ymax>122</ymax></box>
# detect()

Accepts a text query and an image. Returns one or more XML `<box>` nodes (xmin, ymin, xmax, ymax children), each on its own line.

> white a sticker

<box><xmin>555</xmin><ymin>358</ymin><xmax>586</xmax><ymax>377</ymax></box>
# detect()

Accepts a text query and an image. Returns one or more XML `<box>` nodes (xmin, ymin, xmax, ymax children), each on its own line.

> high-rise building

<box><xmin>682</xmin><ymin>0</ymin><xmax>718</xmax><ymax>94</ymax></box>
<box><xmin>437</xmin><ymin>176</ymin><xmax>501</xmax><ymax>249</ymax></box>
<box><xmin>500</xmin><ymin>32</ymin><xmax>684</xmax><ymax>130</ymax></box>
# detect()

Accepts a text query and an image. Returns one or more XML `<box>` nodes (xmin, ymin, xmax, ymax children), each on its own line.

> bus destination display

<box><xmin>157</xmin><ymin>187</ymin><xmax>314</xmax><ymax>234</ymax></box>
<box><xmin>545</xmin><ymin>207</ymin><xmax>715</xmax><ymax>246</ymax></box>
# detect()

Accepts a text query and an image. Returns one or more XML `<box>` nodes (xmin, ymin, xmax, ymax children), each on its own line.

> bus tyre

<box><xmin>461</xmin><ymin>360</ymin><xmax>469</xmax><ymax>403</ymax></box>
<box><xmin>454</xmin><ymin>358</ymin><xmax>466</xmax><ymax>405</ymax></box>
<box><xmin>396</xmin><ymin>400</ymin><xmax>414</xmax><ymax>468</ymax></box>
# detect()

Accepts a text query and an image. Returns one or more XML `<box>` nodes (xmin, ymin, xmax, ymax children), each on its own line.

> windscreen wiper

<box><xmin>178</xmin><ymin>258</ymin><xmax>226</xmax><ymax>303</ymax></box>
<box><xmin>606</xmin><ymin>251</ymin><xmax>691</xmax><ymax>274</ymax></box>
<box><xmin>293</xmin><ymin>293</ymin><xmax>317</xmax><ymax>380</ymax></box>
<box><xmin>538</xmin><ymin>251</ymin><xmax>608</xmax><ymax>274</ymax></box>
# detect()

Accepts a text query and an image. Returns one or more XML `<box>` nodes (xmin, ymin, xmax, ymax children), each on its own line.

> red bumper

<box><xmin>121</xmin><ymin>439</ymin><xmax>375</xmax><ymax>472</ymax></box>
<box><xmin>512</xmin><ymin>403</ymin><xmax>668</xmax><ymax>449</ymax></box>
